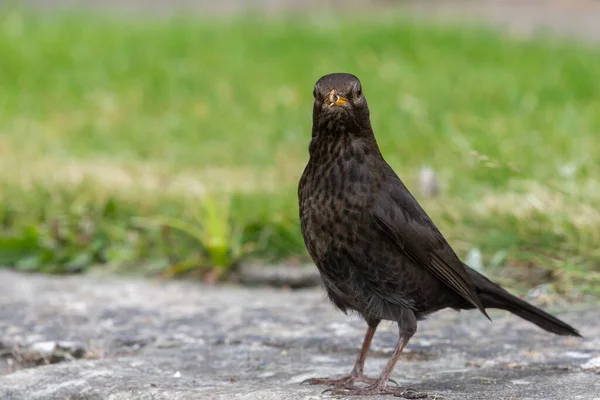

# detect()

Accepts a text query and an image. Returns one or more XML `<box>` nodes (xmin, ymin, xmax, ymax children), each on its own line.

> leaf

<box><xmin>0</xmin><ymin>227</ymin><xmax>40</xmax><ymax>265</ymax></box>
<box><xmin>64</xmin><ymin>251</ymin><xmax>93</xmax><ymax>273</ymax></box>
<box><xmin>14</xmin><ymin>254</ymin><xmax>43</xmax><ymax>271</ymax></box>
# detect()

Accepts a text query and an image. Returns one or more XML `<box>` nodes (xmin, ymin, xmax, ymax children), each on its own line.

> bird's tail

<box><xmin>466</xmin><ymin>266</ymin><xmax>581</xmax><ymax>337</ymax></box>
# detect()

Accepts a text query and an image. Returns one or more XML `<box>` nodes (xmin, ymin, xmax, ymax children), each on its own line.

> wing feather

<box><xmin>372</xmin><ymin>175</ymin><xmax>489</xmax><ymax>319</ymax></box>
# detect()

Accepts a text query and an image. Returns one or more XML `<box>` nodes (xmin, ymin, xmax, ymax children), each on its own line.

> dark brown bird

<box><xmin>298</xmin><ymin>73</ymin><xmax>581</xmax><ymax>398</ymax></box>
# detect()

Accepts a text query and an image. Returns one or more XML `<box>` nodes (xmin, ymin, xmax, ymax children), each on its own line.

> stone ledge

<box><xmin>0</xmin><ymin>270</ymin><xmax>598</xmax><ymax>400</ymax></box>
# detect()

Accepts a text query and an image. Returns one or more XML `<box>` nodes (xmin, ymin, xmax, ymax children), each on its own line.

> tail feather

<box><xmin>466</xmin><ymin>267</ymin><xmax>581</xmax><ymax>337</ymax></box>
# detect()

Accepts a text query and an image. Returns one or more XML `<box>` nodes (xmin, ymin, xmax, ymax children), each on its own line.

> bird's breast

<box><xmin>299</xmin><ymin>154</ymin><xmax>377</xmax><ymax>260</ymax></box>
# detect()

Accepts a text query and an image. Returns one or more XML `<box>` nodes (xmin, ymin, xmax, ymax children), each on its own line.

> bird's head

<box><xmin>312</xmin><ymin>73</ymin><xmax>371</xmax><ymax>136</ymax></box>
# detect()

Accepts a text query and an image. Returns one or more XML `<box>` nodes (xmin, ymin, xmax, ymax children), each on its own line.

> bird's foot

<box><xmin>323</xmin><ymin>383</ymin><xmax>427</xmax><ymax>398</ymax></box>
<box><xmin>302</xmin><ymin>373</ymin><xmax>397</xmax><ymax>388</ymax></box>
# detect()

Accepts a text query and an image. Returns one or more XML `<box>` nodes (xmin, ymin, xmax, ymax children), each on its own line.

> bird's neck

<box><xmin>308</xmin><ymin>127</ymin><xmax>380</xmax><ymax>166</ymax></box>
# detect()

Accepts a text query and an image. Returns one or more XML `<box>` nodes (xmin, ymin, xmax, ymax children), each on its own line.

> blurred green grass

<box><xmin>1</xmin><ymin>10</ymin><xmax>599</xmax><ymax>294</ymax></box>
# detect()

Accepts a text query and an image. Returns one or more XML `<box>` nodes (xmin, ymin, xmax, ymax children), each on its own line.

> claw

<box><xmin>388</xmin><ymin>378</ymin><xmax>399</xmax><ymax>387</ymax></box>
<box><xmin>301</xmin><ymin>374</ymin><xmax>366</xmax><ymax>388</ymax></box>
<box><xmin>301</xmin><ymin>373</ymin><xmax>407</xmax><ymax>394</ymax></box>
<box><xmin>324</xmin><ymin>383</ymin><xmax>428</xmax><ymax>398</ymax></box>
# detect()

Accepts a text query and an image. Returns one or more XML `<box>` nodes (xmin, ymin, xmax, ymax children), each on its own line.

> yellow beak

<box><xmin>326</xmin><ymin>89</ymin><xmax>348</xmax><ymax>107</ymax></box>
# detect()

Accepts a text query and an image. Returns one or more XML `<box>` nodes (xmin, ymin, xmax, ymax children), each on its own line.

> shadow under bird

<box><xmin>298</xmin><ymin>73</ymin><xmax>581</xmax><ymax>398</ymax></box>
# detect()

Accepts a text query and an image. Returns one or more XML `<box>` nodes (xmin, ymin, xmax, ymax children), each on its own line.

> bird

<box><xmin>297</xmin><ymin>73</ymin><xmax>581</xmax><ymax>398</ymax></box>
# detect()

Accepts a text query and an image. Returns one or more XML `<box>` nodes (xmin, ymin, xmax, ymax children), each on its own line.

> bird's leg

<box><xmin>325</xmin><ymin>309</ymin><xmax>427</xmax><ymax>398</ymax></box>
<box><xmin>348</xmin><ymin>320</ymin><xmax>378</xmax><ymax>383</ymax></box>
<box><xmin>302</xmin><ymin>319</ymin><xmax>382</xmax><ymax>387</ymax></box>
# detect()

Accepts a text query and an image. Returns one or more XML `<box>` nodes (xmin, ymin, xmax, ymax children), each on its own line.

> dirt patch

<box><xmin>0</xmin><ymin>341</ymin><xmax>98</xmax><ymax>375</ymax></box>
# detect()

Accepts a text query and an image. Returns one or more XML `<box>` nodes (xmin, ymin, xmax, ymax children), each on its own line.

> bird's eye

<box><xmin>312</xmin><ymin>89</ymin><xmax>317</xmax><ymax>99</ymax></box>
<box><xmin>356</xmin><ymin>87</ymin><xmax>362</xmax><ymax>98</ymax></box>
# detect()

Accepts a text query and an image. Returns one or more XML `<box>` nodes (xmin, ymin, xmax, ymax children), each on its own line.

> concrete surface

<box><xmin>0</xmin><ymin>270</ymin><xmax>598</xmax><ymax>400</ymax></box>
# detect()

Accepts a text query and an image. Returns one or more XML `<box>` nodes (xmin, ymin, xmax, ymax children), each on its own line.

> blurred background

<box><xmin>1</xmin><ymin>0</ymin><xmax>599</xmax><ymax>298</ymax></box>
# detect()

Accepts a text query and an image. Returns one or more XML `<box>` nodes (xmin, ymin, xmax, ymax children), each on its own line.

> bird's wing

<box><xmin>371</xmin><ymin>175</ymin><xmax>489</xmax><ymax>319</ymax></box>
